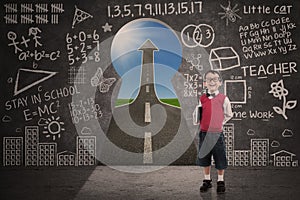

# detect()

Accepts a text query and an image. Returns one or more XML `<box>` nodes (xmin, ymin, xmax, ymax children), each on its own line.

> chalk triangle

<box><xmin>14</xmin><ymin>68</ymin><xmax>57</xmax><ymax>96</ymax></box>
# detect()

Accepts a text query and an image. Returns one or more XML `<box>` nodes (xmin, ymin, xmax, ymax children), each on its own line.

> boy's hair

<box><xmin>204</xmin><ymin>70</ymin><xmax>222</xmax><ymax>82</ymax></box>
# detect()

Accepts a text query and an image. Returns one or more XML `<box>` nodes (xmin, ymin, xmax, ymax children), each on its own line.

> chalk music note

<box><xmin>91</xmin><ymin>67</ymin><xmax>116</xmax><ymax>93</ymax></box>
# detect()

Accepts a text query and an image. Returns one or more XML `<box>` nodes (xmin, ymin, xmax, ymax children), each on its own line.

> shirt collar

<box><xmin>208</xmin><ymin>90</ymin><xmax>219</xmax><ymax>95</ymax></box>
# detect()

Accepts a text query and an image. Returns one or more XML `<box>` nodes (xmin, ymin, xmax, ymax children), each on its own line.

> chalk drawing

<box><xmin>20</xmin><ymin>36</ymin><xmax>30</xmax><ymax>48</ymax></box>
<box><xmin>269</xmin><ymin>79</ymin><xmax>297</xmax><ymax>120</ymax></box>
<box><xmin>68</xmin><ymin>66</ymin><xmax>86</xmax><ymax>84</ymax></box>
<box><xmin>51</xmin><ymin>14</ymin><xmax>59</xmax><ymax>24</ymax></box>
<box><xmin>234</xmin><ymin>150</ymin><xmax>250</xmax><ymax>167</ymax></box>
<box><xmin>247</xmin><ymin>129</ymin><xmax>255</xmax><ymax>136</ymax></box>
<box><xmin>181</xmin><ymin>24</ymin><xmax>215</xmax><ymax>48</ymax></box>
<box><xmin>21</xmin><ymin>4</ymin><xmax>34</xmax><ymax>13</ymax></box>
<box><xmin>38</xmin><ymin>118</ymin><xmax>47</xmax><ymax>126</ymax></box>
<box><xmin>4</xmin><ymin>3</ymin><xmax>18</xmax><ymax>13</ymax></box>
<box><xmin>2</xmin><ymin>115</ymin><xmax>12</xmax><ymax>122</ymax></box>
<box><xmin>282</xmin><ymin>129</ymin><xmax>293</xmax><ymax>138</ymax></box>
<box><xmin>209</xmin><ymin>47</ymin><xmax>240</xmax><ymax>71</ymax></box>
<box><xmin>218</xmin><ymin>1</ymin><xmax>242</xmax><ymax>26</ymax></box>
<box><xmin>4</xmin><ymin>4</ymin><xmax>18</xmax><ymax>24</ymax></box>
<box><xmin>3</xmin><ymin>137</ymin><xmax>23</xmax><ymax>166</ymax></box>
<box><xmin>28</xmin><ymin>27</ymin><xmax>42</xmax><ymax>47</ymax></box>
<box><xmin>186</xmin><ymin>54</ymin><xmax>203</xmax><ymax>70</ymax></box>
<box><xmin>7</xmin><ymin>31</ymin><xmax>23</xmax><ymax>53</ymax></box>
<box><xmin>76</xmin><ymin>136</ymin><xmax>96</xmax><ymax>166</ymax></box>
<box><xmin>250</xmin><ymin>139</ymin><xmax>269</xmax><ymax>167</ymax></box>
<box><xmin>14</xmin><ymin>68</ymin><xmax>57</xmax><ymax>96</ymax></box>
<box><xmin>102</xmin><ymin>22</ymin><xmax>112</xmax><ymax>32</ymax></box>
<box><xmin>271</xmin><ymin>140</ymin><xmax>280</xmax><ymax>148</ymax></box>
<box><xmin>38</xmin><ymin>143</ymin><xmax>56</xmax><ymax>166</ymax></box>
<box><xmin>8</xmin><ymin>28</ymin><xmax>60</xmax><ymax>61</ymax></box>
<box><xmin>223</xmin><ymin>123</ymin><xmax>234</xmax><ymax>166</ymax></box>
<box><xmin>42</xmin><ymin>116</ymin><xmax>65</xmax><ymax>141</ymax></box>
<box><xmin>35</xmin><ymin>14</ymin><xmax>48</xmax><ymax>24</ymax></box>
<box><xmin>271</xmin><ymin>150</ymin><xmax>298</xmax><ymax>167</ymax></box>
<box><xmin>224</xmin><ymin>80</ymin><xmax>247</xmax><ymax>104</ymax></box>
<box><xmin>51</xmin><ymin>3</ymin><xmax>64</xmax><ymax>13</ymax></box>
<box><xmin>4</xmin><ymin>3</ymin><xmax>64</xmax><ymax>24</ymax></box>
<box><xmin>72</xmin><ymin>6</ymin><xmax>93</xmax><ymax>29</ymax></box>
<box><xmin>91</xmin><ymin>67</ymin><xmax>116</xmax><ymax>93</ymax></box>
<box><xmin>16</xmin><ymin>128</ymin><xmax>22</xmax><ymax>133</ymax></box>
<box><xmin>4</xmin><ymin>14</ymin><xmax>17</xmax><ymax>24</ymax></box>
<box><xmin>35</xmin><ymin>3</ymin><xmax>48</xmax><ymax>13</ymax></box>
<box><xmin>20</xmin><ymin>14</ymin><xmax>34</xmax><ymax>24</ymax></box>
<box><xmin>57</xmin><ymin>151</ymin><xmax>76</xmax><ymax>166</ymax></box>
<box><xmin>81</xmin><ymin>127</ymin><xmax>92</xmax><ymax>135</ymax></box>
<box><xmin>25</xmin><ymin>126</ymin><xmax>39</xmax><ymax>166</ymax></box>
<box><xmin>2</xmin><ymin>124</ymin><xmax>99</xmax><ymax>167</ymax></box>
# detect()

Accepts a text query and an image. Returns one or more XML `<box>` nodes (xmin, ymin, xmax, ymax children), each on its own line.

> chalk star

<box><xmin>102</xmin><ymin>22</ymin><xmax>112</xmax><ymax>32</ymax></box>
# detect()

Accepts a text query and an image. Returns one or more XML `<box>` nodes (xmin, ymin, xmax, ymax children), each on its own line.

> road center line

<box><xmin>143</xmin><ymin>132</ymin><xmax>153</xmax><ymax>164</ymax></box>
<box><xmin>145</xmin><ymin>102</ymin><xmax>151</xmax><ymax>123</ymax></box>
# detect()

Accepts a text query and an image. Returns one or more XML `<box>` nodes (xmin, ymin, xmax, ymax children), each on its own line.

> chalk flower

<box><xmin>269</xmin><ymin>80</ymin><xmax>288</xmax><ymax>100</ymax></box>
<box><xmin>269</xmin><ymin>79</ymin><xmax>297</xmax><ymax>120</ymax></box>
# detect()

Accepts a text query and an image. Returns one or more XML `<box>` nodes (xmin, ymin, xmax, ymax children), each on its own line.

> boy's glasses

<box><xmin>205</xmin><ymin>77</ymin><xmax>220</xmax><ymax>82</ymax></box>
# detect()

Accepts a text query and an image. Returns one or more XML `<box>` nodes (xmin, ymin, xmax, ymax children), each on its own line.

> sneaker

<box><xmin>217</xmin><ymin>181</ymin><xmax>226</xmax><ymax>194</ymax></box>
<box><xmin>200</xmin><ymin>179</ymin><xmax>212</xmax><ymax>192</ymax></box>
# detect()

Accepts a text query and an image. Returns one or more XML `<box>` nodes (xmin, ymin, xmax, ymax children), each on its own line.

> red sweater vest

<box><xmin>200</xmin><ymin>94</ymin><xmax>226</xmax><ymax>132</ymax></box>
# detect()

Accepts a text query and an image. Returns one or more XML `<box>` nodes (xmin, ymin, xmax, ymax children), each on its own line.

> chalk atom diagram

<box><xmin>186</xmin><ymin>54</ymin><xmax>203</xmax><ymax>70</ymax></box>
<box><xmin>72</xmin><ymin>6</ymin><xmax>93</xmax><ymax>28</ymax></box>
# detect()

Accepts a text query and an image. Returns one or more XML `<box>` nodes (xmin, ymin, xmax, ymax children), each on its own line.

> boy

<box><xmin>197</xmin><ymin>70</ymin><xmax>233</xmax><ymax>194</ymax></box>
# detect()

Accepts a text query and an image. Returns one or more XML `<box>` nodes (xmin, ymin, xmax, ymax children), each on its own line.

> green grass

<box><xmin>160</xmin><ymin>98</ymin><xmax>180</xmax><ymax>107</ymax></box>
<box><xmin>115</xmin><ymin>99</ymin><xmax>134</xmax><ymax>106</ymax></box>
<box><xmin>115</xmin><ymin>98</ymin><xmax>180</xmax><ymax>107</ymax></box>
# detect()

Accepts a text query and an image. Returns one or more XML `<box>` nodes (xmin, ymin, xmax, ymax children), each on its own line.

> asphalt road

<box><xmin>104</xmin><ymin>40</ymin><xmax>198</xmax><ymax>165</ymax></box>
<box><xmin>1</xmin><ymin>166</ymin><xmax>299</xmax><ymax>200</ymax></box>
<box><xmin>105</xmin><ymin>86</ymin><xmax>198</xmax><ymax>165</ymax></box>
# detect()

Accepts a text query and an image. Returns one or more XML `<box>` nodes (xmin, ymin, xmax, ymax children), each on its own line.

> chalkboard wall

<box><xmin>1</xmin><ymin>0</ymin><xmax>299</xmax><ymax>169</ymax></box>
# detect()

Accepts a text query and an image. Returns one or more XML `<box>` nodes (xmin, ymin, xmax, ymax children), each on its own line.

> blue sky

<box><xmin>111</xmin><ymin>18</ymin><xmax>182</xmax><ymax>99</ymax></box>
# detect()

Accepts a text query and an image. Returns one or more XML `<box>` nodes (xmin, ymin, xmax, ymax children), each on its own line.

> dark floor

<box><xmin>1</xmin><ymin>166</ymin><xmax>299</xmax><ymax>200</ymax></box>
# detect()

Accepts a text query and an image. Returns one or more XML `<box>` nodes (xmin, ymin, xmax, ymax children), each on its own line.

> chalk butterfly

<box><xmin>91</xmin><ymin>67</ymin><xmax>116</xmax><ymax>93</ymax></box>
